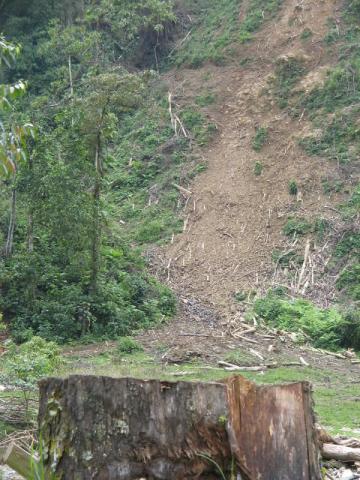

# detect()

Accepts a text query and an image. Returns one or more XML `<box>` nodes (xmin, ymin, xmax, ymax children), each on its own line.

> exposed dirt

<box><xmin>158</xmin><ymin>0</ymin><xmax>345</xmax><ymax>314</ymax></box>
<box><xmin>139</xmin><ymin>0</ymin><xmax>358</xmax><ymax>376</ymax></box>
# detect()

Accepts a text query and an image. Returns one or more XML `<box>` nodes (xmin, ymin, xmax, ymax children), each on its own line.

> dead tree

<box><xmin>38</xmin><ymin>375</ymin><xmax>321</xmax><ymax>480</ymax></box>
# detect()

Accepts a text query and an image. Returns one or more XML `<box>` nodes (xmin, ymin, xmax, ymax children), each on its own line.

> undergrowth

<box><xmin>252</xmin><ymin>126</ymin><xmax>268</xmax><ymax>151</ymax></box>
<box><xmin>108</xmin><ymin>86</ymin><xmax>214</xmax><ymax>246</ymax></box>
<box><xmin>254</xmin><ymin>293</ymin><xmax>360</xmax><ymax>350</ymax></box>
<box><xmin>173</xmin><ymin>0</ymin><xmax>284</xmax><ymax>68</ymax></box>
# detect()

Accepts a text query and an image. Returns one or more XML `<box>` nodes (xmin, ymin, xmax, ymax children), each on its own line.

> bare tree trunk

<box><xmin>4</xmin><ymin>187</ymin><xmax>16</xmax><ymax>258</ymax></box>
<box><xmin>90</xmin><ymin>134</ymin><xmax>102</xmax><ymax>297</ymax></box>
<box><xmin>27</xmin><ymin>211</ymin><xmax>34</xmax><ymax>253</ymax></box>
<box><xmin>39</xmin><ymin>375</ymin><xmax>321</xmax><ymax>480</ymax></box>
<box><xmin>27</xmin><ymin>155</ymin><xmax>34</xmax><ymax>253</ymax></box>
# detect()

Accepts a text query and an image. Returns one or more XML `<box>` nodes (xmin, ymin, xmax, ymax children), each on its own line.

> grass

<box><xmin>173</xmin><ymin>0</ymin><xmax>284</xmax><ymax>68</ymax></box>
<box><xmin>173</xmin><ymin>0</ymin><xmax>243</xmax><ymax>68</ymax></box>
<box><xmin>1</xmin><ymin>345</ymin><xmax>359</xmax><ymax>441</ymax></box>
<box><xmin>288</xmin><ymin>180</ymin><xmax>298</xmax><ymax>196</ymax></box>
<box><xmin>271</xmin><ymin>55</ymin><xmax>306</xmax><ymax>108</ymax></box>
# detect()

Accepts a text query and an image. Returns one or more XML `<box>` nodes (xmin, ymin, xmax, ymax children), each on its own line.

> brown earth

<box><xmin>140</xmin><ymin>0</ymin><xmax>357</xmax><ymax>366</ymax></box>
<box><xmin>158</xmin><ymin>0</ymin><xmax>345</xmax><ymax>315</ymax></box>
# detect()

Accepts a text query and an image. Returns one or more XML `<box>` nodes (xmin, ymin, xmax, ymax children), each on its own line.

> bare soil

<box><xmin>139</xmin><ymin>0</ymin><xmax>358</xmax><ymax>377</ymax></box>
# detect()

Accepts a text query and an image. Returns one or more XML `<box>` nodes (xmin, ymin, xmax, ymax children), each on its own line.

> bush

<box><xmin>5</xmin><ymin>337</ymin><xmax>62</xmax><ymax>387</ymax></box>
<box><xmin>0</xmin><ymin>250</ymin><xmax>176</xmax><ymax>343</ymax></box>
<box><xmin>337</xmin><ymin>264</ymin><xmax>360</xmax><ymax>300</ymax></box>
<box><xmin>254</xmin><ymin>294</ymin><xmax>359</xmax><ymax>350</ymax></box>
<box><xmin>272</xmin><ymin>56</ymin><xmax>306</xmax><ymax>107</ymax></box>
<box><xmin>117</xmin><ymin>336</ymin><xmax>143</xmax><ymax>354</ymax></box>
<box><xmin>252</xmin><ymin>126</ymin><xmax>268</xmax><ymax>151</ymax></box>
<box><xmin>254</xmin><ymin>161</ymin><xmax>263</xmax><ymax>176</ymax></box>
<box><xmin>283</xmin><ymin>217</ymin><xmax>312</xmax><ymax>236</ymax></box>
<box><xmin>288</xmin><ymin>180</ymin><xmax>298</xmax><ymax>195</ymax></box>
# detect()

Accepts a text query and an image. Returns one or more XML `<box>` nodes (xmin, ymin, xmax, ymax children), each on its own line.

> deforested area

<box><xmin>0</xmin><ymin>0</ymin><xmax>359</xmax><ymax>478</ymax></box>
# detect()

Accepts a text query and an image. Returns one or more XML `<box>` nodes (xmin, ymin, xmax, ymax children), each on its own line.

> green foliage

<box><xmin>234</xmin><ymin>291</ymin><xmax>247</xmax><ymax>302</ymax></box>
<box><xmin>272</xmin><ymin>56</ymin><xmax>306</xmax><ymax>108</ymax></box>
<box><xmin>4</xmin><ymin>337</ymin><xmax>62</xmax><ymax>387</ymax></box>
<box><xmin>314</xmin><ymin>218</ymin><xmax>330</xmax><ymax>241</ymax></box>
<box><xmin>238</xmin><ymin>0</ymin><xmax>283</xmax><ymax>43</ymax></box>
<box><xmin>298</xmin><ymin>8</ymin><xmax>360</xmax><ymax>164</ymax></box>
<box><xmin>337</xmin><ymin>265</ymin><xmax>360</xmax><ymax>300</ymax></box>
<box><xmin>288</xmin><ymin>180</ymin><xmax>298</xmax><ymax>196</ymax></box>
<box><xmin>300</xmin><ymin>28</ymin><xmax>313</xmax><ymax>41</ymax></box>
<box><xmin>173</xmin><ymin>0</ymin><xmax>242</xmax><ymax>68</ymax></box>
<box><xmin>322</xmin><ymin>178</ymin><xmax>344</xmax><ymax>194</ymax></box>
<box><xmin>0</xmin><ymin>2</ymin><xmax>186</xmax><ymax>343</ymax></box>
<box><xmin>300</xmin><ymin>112</ymin><xmax>359</xmax><ymax>163</ymax></box>
<box><xmin>108</xmin><ymin>90</ymin><xmax>209</xmax><ymax>247</ymax></box>
<box><xmin>173</xmin><ymin>0</ymin><xmax>283</xmax><ymax>68</ymax></box>
<box><xmin>0</xmin><ymin>36</ymin><xmax>34</xmax><ymax>177</ymax></box>
<box><xmin>252</xmin><ymin>126</ymin><xmax>268</xmax><ymax>151</ymax></box>
<box><xmin>272</xmin><ymin>249</ymin><xmax>303</xmax><ymax>267</ymax></box>
<box><xmin>117</xmin><ymin>336</ymin><xmax>143</xmax><ymax>354</ymax></box>
<box><xmin>180</xmin><ymin>106</ymin><xmax>216</xmax><ymax>145</ymax></box>
<box><xmin>301</xmin><ymin>64</ymin><xmax>360</xmax><ymax>113</ymax></box>
<box><xmin>224</xmin><ymin>349</ymin><xmax>257</xmax><ymax>366</ymax></box>
<box><xmin>195</xmin><ymin>92</ymin><xmax>216</xmax><ymax>106</ymax></box>
<box><xmin>254</xmin><ymin>293</ymin><xmax>359</xmax><ymax>350</ymax></box>
<box><xmin>254</xmin><ymin>161</ymin><xmax>263</xmax><ymax>176</ymax></box>
<box><xmin>283</xmin><ymin>217</ymin><xmax>312</xmax><ymax>236</ymax></box>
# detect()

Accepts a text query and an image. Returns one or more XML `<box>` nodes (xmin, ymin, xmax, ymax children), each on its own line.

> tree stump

<box><xmin>38</xmin><ymin>375</ymin><xmax>321</xmax><ymax>480</ymax></box>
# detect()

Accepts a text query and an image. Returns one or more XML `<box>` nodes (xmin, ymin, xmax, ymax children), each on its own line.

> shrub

<box><xmin>5</xmin><ymin>336</ymin><xmax>62</xmax><ymax>387</ymax></box>
<box><xmin>254</xmin><ymin>161</ymin><xmax>263</xmax><ymax>176</ymax></box>
<box><xmin>283</xmin><ymin>217</ymin><xmax>312</xmax><ymax>236</ymax></box>
<box><xmin>117</xmin><ymin>336</ymin><xmax>143</xmax><ymax>354</ymax></box>
<box><xmin>337</xmin><ymin>264</ymin><xmax>360</xmax><ymax>300</ymax></box>
<box><xmin>195</xmin><ymin>92</ymin><xmax>216</xmax><ymax>106</ymax></box>
<box><xmin>252</xmin><ymin>126</ymin><xmax>268</xmax><ymax>151</ymax></box>
<box><xmin>272</xmin><ymin>56</ymin><xmax>306</xmax><ymax>107</ymax></box>
<box><xmin>288</xmin><ymin>180</ymin><xmax>298</xmax><ymax>195</ymax></box>
<box><xmin>254</xmin><ymin>294</ymin><xmax>359</xmax><ymax>350</ymax></box>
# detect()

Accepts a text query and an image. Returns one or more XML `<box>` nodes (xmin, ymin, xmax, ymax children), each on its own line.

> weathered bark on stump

<box><xmin>39</xmin><ymin>376</ymin><xmax>232</xmax><ymax>480</ymax></box>
<box><xmin>38</xmin><ymin>375</ymin><xmax>321</xmax><ymax>480</ymax></box>
<box><xmin>226</xmin><ymin>376</ymin><xmax>321</xmax><ymax>480</ymax></box>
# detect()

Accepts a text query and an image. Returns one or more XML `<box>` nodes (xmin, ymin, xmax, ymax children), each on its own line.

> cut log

<box><xmin>322</xmin><ymin>443</ymin><xmax>360</xmax><ymax>462</ymax></box>
<box><xmin>38</xmin><ymin>375</ymin><xmax>321</xmax><ymax>480</ymax></box>
<box><xmin>0</xmin><ymin>445</ymin><xmax>6</xmax><ymax>463</ymax></box>
<box><xmin>218</xmin><ymin>360</ymin><xmax>266</xmax><ymax>371</ymax></box>
<box><xmin>1</xmin><ymin>442</ymin><xmax>38</xmax><ymax>480</ymax></box>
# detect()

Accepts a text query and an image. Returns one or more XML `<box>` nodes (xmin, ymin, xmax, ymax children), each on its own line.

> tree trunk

<box><xmin>90</xmin><ymin>135</ymin><xmax>102</xmax><ymax>297</ymax></box>
<box><xmin>38</xmin><ymin>375</ymin><xmax>321</xmax><ymax>480</ymax></box>
<box><xmin>4</xmin><ymin>187</ymin><xmax>16</xmax><ymax>258</ymax></box>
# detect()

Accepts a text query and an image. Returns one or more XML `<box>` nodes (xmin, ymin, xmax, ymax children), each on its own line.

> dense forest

<box><xmin>0</xmin><ymin>0</ymin><xmax>185</xmax><ymax>343</ymax></box>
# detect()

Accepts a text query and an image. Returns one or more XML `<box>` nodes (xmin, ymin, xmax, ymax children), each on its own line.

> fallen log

<box><xmin>0</xmin><ymin>442</ymin><xmax>38</xmax><ymax>480</ymax></box>
<box><xmin>38</xmin><ymin>375</ymin><xmax>321</xmax><ymax>480</ymax></box>
<box><xmin>322</xmin><ymin>443</ymin><xmax>360</xmax><ymax>463</ymax></box>
<box><xmin>218</xmin><ymin>360</ymin><xmax>266</xmax><ymax>371</ymax></box>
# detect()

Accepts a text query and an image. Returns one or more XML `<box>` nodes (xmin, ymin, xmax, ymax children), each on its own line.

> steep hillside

<box><xmin>150</xmin><ymin>0</ymin><xmax>359</xmax><ymax>332</ymax></box>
